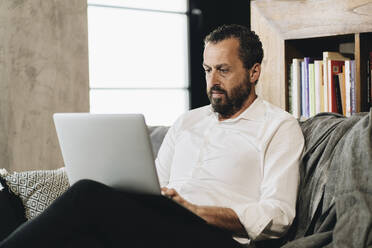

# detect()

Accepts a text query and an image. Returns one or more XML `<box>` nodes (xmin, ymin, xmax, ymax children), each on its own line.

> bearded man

<box><xmin>1</xmin><ymin>24</ymin><xmax>304</xmax><ymax>248</ymax></box>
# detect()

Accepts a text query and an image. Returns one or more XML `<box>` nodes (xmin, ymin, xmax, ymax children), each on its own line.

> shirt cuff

<box><xmin>232</xmin><ymin>204</ymin><xmax>273</xmax><ymax>240</ymax></box>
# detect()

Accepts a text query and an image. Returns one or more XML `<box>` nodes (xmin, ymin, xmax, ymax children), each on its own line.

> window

<box><xmin>88</xmin><ymin>0</ymin><xmax>189</xmax><ymax>126</ymax></box>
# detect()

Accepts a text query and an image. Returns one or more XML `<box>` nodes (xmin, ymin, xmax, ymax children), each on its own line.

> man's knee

<box><xmin>63</xmin><ymin>179</ymin><xmax>114</xmax><ymax>211</ymax></box>
<box><xmin>69</xmin><ymin>179</ymin><xmax>109</xmax><ymax>196</ymax></box>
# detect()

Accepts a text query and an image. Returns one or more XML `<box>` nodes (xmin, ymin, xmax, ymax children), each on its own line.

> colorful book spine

<box><xmin>337</xmin><ymin>71</ymin><xmax>346</xmax><ymax>116</ymax></box>
<box><xmin>351</xmin><ymin>60</ymin><xmax>356</xmax><ymax>114</ymax></box>
<box><xmin>304</xmin><ymin>57</ymin><xmax>312</xmax><ymax>117</ymax></box>
<box><xmin>288</xmin><ymin>63</ymin><xmax>293</xmax><ymax>114</ymax></box>
<box><xmin>323</xmin><ymin>53</ymin><xmax>329</xmax><ymax>112</ymax></box>
<box><xmin>291</xmin><ymin>59</ymin><xmax>302</xmax><ymax>118</ymax></box>
<box><xmin>328</xmin><ymin>60</ymin><xmax>345</xmax><ymax>113</ymax></box>
<box><xmin>314</xmin><ymin>60</ymin><xmax>323</xmax><ymax>114</ymax></box>
<box><xmin>345</xmin><ymin>60</ymin><xmax>352</xmax><ymax>117</ymax></box>
<box><xmin>334</xmin><ymin>74</ymin><xmax>343</xmax><ymax>114</ymax></box>
<box><xmin>301</xmin><ymin>61</ymin><xmax>306</xmax><ymax>117</ymax></box>
<box><xmin>339</xmin><ymin>67</ymin><xmax>346</xmax><ymax>116</ymax></box>
<box><xmin>309</xmin><ymin>63</ymin><xmax>316</xmax><ymax>117</ymax></box>
<box><xmin>323</xmin><ymin>52</ymin><xmax>349</xmax><ymax>112</ymax></box>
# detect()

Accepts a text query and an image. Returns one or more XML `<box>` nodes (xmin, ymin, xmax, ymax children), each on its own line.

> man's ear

<box><xmin>249</xmin><ymin>63</ymin><xmax>261</xmax><ymax>84</ymax></box>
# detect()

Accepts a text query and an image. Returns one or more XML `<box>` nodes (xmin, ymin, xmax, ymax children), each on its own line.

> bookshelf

<box><xmin>251</xmin><ymin>0</ymin><xmax>372</xmax><ymax>113</ymax></box>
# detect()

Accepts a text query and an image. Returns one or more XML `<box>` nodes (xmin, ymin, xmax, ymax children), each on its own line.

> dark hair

<box><xmin>204</xmin><ymin>24</ymin><xmax>264</xmax><ymax>70</ymax></box>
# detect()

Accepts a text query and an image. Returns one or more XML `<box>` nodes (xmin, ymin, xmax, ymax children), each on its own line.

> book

<box><xmin>339</xmin><ymin>42</ymin><xmax>355</xmax><ymax>54</ymax></box>
<box><xmin>334</xmin><ymin>74</ymin><xmax>343</xmax><ymax>114</ymax></box>
<box><xmin>351</xmin><ymin>60</ymin><xmax>356</xmax><ymax>114</ymax></box>
<box><xmin>341</xmin><ymin>67</ymin><xmax>346</xmax><ymax>116</ymax></box>
<box><xmin>314</xmin><ymin>60</ymin><xmax>323</xmax><ymax>114</ymax></box>
<box><xmin>328</xmin><ymin>60</ymin><xmax>345</xmax><ymax>113</ymax></box>
<box><xmin>345</xmin><ymin>61</ymin><xmax>352</xmax><ymax>117</ymax></box>
<box><xmin>288</xmin><ymin>63</ymin><xmax>293</xmax><ymax>114</ymax></box>
<box><xmin>309</xmin><ymin>63</ymin><xmax>316</xmax><ymax>117</ymax></box>
<box><xmin>338</xmin><ymin>70</ymin><xmax>346</xmax><ymax>116</ymax></box>
<box><xmin>291</xmin><ymin>58</ymin><xmax>303</xmax><ymax>118</ymax></box>
<box><xmin>304</xmin><ymin>57</ymin><xmax>312</xmax><ymax>117</ymax></box>
<box><xmin>323</xmin><ymin>52</ymin><xmax>349</xmax><ymax>112</ymax></box>
<box><xmin>301</xmin><ymin>61</ymin><xmax>306</xmax><ymax>117</ymax></box>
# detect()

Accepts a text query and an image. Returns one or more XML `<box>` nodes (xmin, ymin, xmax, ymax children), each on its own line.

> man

<box><xmin>0</xmin><ymin>24</ymin><xmax>304</xmax><ymax>248</ymax></box>
<box><xmin>158</xmin><ymin>24</ymin><xmax>304</xmax><ymax>244</ymax></box>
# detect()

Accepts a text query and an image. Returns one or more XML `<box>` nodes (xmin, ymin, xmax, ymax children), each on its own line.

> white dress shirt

<box><xmin>155</xmin><ymin>97</ymin><xmax>304</xmax><ymax>243</ymax></box>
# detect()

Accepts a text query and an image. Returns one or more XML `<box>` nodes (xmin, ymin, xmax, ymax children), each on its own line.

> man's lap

<box><xmin>65</xmin><ymin>179</ymin><xmax>240</xmax><ymax>247</ymax></box>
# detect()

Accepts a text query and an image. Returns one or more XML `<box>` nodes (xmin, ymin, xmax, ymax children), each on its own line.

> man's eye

<box><xmin>204</xmin><ymin>68</ymin><xmax>211</xmax><ymax>73</ymax></box>
<box><xmin>219</xmin><ymin>69</ymin><xmax>228</xmax><ymax>73</ymax></box>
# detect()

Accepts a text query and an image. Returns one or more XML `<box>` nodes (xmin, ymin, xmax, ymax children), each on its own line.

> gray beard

<box><xmin>208</xmin><ymin>78</ymin><xmax>251</xmax><ymax>119</ymax></box>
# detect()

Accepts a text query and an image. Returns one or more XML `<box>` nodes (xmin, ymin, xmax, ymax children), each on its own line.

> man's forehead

<box><xmin>203</xmin><ymin>38</ymin><xmax>240</xmax><ymax>66</ymax></box>
<box><xmin>204</xmin><ymin>38</ymin><xmax>239</xmax><ymax>53</ymax></box>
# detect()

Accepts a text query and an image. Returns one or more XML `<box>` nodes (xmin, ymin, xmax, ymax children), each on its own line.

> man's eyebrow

<box><xmin>216</xmin><ymin>64</ymin><xmax>231</xmax><ymax>68</ymax></box>
<box><xmin>202</xmin><ymin>63</ymin><xmax>230</xmax><ymax>68</ymax></box>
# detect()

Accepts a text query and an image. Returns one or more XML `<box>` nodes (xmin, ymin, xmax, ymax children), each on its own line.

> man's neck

<box><xmin>218</xmin><ymin>93</ymin><xmax>258</xmax><ymax>121</ymax></box>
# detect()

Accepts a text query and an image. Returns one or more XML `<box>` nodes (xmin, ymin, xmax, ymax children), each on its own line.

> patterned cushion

<box><xmin>0</xmin><ymin>168</ymin><xmax>69</xmax><ymax>219</ymax></box>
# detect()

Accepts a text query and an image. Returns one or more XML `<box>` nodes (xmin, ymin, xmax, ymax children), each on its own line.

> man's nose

<box><xmin>208</xmin><ymin>70</ymin><xmax>220</xmax><ymax>87</ymax></box>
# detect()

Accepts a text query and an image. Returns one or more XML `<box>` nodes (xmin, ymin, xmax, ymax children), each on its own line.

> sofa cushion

<box><xmin>148</xmin><ymin>126</ymin><xmax>170</xmax><ymax>157</ymax></box>
<box><xmin>0</xmin><ymin>174</ymin><xmax>27</xmax><ymax>240</ymax></box>
<box><xmin>0</xmin><ymin>168</ymin><xmax>69</xmax><ymax>219</ymax></box>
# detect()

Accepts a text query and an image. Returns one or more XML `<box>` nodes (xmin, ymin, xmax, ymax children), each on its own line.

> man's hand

<box><xmin>161</xmin><ymin>187</ymin><xmax>247</xmax><ymax>237</ymax></box>
<box><xmin>161</xmin><ymin>187</ymin><xmax>198</xmax><ymax>215</ymax></box>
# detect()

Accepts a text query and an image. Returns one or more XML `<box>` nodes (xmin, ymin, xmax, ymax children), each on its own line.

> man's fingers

<box><xmin>172</xmin><ymin>195</ymin><xmax>183</xmax><ymax>203</ymax></box>
<box><xmin>166</xmin><ymin>188</ymin><xmax>177</xmax><ymax>196</ymax></box>
<box><xmin>161</xmin><ymin>187</ymin><xmax>169</xmax><ymax>196</ymax></box>
<box><xmin>161</xmin><ymin>188</ymin><xmax>178</xmax><ymax>198</ymax></box>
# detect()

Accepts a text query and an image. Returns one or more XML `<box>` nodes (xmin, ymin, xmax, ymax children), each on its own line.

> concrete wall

<box><xmin>0</xmin><ymin>0</ymin><xmax>89</xmax><ymax>172</ymax></box>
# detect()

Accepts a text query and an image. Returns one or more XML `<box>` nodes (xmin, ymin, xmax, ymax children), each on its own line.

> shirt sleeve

<box><xmin>155</xmin><ymin>122</ymin><xmax>178</xmax><ymax>187</ymax></box>
<box><xmin>231</xmin><ymin>117</ymin><xmax>304</xmax><ymax>241</ymax></box>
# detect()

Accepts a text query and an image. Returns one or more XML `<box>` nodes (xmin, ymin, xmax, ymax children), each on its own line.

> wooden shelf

<box><xmin>251</xmin><ymin>0</ymin><xmax>372</xmax><ymax>112</ymax></box>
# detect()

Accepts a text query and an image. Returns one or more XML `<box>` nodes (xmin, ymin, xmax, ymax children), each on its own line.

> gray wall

<box><xmin>0</xmin><ymin>0</ymin><xmax>89</xmax><ymax>172</ymax></box>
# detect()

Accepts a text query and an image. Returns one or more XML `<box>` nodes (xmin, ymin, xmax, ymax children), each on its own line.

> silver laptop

<box><xmin>53</xmin><ymin>113</ymin><xmax>161</xmax><ymax>195</ymax></box>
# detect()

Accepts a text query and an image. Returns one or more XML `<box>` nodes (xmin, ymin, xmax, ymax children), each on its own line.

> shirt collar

<box><xmin>208</xmin><ymin>97</ymin><xmax>265</xmax><ymax>122</ymax></box>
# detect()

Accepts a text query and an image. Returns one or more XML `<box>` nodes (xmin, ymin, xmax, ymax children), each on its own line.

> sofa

<box><xmin>1</xmin><ymin>111</ymin><xmax>371</xmax><ymax>247</ymax></box>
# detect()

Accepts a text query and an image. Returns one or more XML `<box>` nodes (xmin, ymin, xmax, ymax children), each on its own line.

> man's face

<box><xmin>203</xmin><ymin>38</ymin><xmax>252</xmax><ymax>119</ymax></box>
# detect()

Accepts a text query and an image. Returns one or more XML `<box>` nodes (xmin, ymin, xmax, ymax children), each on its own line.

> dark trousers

<box><xmin>0</xmin><ymin>180</ymin><xmax>241</xmax><ymax>248</ymax></box>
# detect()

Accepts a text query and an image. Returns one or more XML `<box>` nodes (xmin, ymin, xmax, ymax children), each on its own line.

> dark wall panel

<box><xmin>188</xmin><ymin>0</ymin><xmax>251</xmax><ymax>109</ymax></box>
